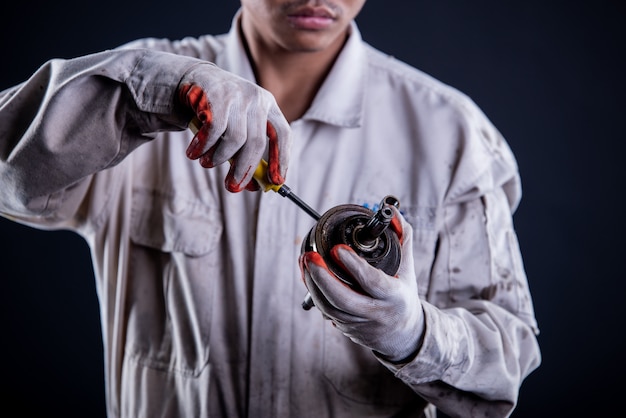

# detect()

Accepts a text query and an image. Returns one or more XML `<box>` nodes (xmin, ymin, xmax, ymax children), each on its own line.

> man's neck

<box><xmin>242</xmin><ymin>29</ymin><xmax>348</xmax><ymax>123</ymax></box>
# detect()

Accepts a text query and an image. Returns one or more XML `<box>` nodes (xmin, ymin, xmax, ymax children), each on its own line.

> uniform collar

<box><xmin>216</xmin><ymin>11</ymin><xmax>365</xmax><ymax>128</ymax></box>
<box><xmin>214</xmin><ymin>11</ymin><xmax>257</xmax><ymax>83</ymax></box>
<box><xmin>302</xmin><ymin>22</ymin><xmax>365</xmax><ymax>128</ymax></box>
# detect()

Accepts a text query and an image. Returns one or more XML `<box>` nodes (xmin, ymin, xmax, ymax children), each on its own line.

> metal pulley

<box><xmin>301</xmin><ymin>195</ymin><xmax>402</xmax><ymax>310</ymax></box>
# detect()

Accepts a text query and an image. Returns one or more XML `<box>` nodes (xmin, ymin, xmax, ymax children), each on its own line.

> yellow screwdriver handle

<box><xmin>188</xmin><ymin>117</ymin><xmax>282</xmax><ymax>193</ymax></box>
<box><xmin>188</xmin><ymin>116</ymin><xmax>203</xmax><ymax>134</ymax></box>
<box><xmin>252</xmin><ymin>159</ymin><xmax>283</xmax><ymax>193</ymax></box>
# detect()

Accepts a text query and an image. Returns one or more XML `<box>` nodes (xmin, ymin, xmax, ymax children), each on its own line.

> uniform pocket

<box><xmin>126</xmin><ymin>189</ymin><xmax>222</xmax><ymax>377</ymax></box>
<box><xmin>130</xmin><ymin>189</ymin><xmax>221</xmax><ymax>256</ymax></box>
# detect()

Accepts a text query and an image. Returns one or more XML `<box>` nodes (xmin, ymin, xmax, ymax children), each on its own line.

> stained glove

<box><xmin>299</xmin><ymin>207</ymin><xmax>425</xmax><ymax>363</ymax></box>
<box><xmin>178</xmin><ymin>63</ymin><xmax>291</xmax><ymax>192</ymax></box>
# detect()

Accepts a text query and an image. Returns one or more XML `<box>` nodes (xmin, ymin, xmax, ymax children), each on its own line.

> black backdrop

<box><xmin>1</xmin><ymin>1</ymin><xmax>624</xmax><ymax>416</ymax></box>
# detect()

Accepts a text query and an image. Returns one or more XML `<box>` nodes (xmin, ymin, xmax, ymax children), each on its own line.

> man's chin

<box><xmin>280</xmin><ymin>31</ymin><xmax>347</xmax><ymax>54</ymax></box>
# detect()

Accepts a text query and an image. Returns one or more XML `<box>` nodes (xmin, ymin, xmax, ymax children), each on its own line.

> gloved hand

<box><xmin>299</xmin><ymin>207</ymin><xmax>425</xmax><ymax>363</ymax></box>
<box><xmin>178</xmin><ymin>63</ymin><xmax>291</xmax><ymax>192</ymax></box>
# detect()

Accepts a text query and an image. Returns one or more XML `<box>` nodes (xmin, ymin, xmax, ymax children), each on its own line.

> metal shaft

<box><xmin>356</xmin><ymin>205</ymin><xmax>394</xmax><ymax>247</ymax></box>
<box><xmin>277</xmin><ymin>185</ymin><xmax>321</xmax><ymax>221</ymax></box>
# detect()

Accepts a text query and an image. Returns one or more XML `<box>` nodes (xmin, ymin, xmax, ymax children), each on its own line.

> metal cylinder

<box><xmin>301</xmin><ymin>195</ymin><xmax>401</xmax><ymax>310</ymax></box>
<box><xmin>355</xmin><ymin>204</ymin><xmax>394</xmax><ymax>248</ymax></box>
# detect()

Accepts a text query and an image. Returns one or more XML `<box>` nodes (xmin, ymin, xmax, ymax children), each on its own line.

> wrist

<box><xmin>378</xmin><ymin>308</ymin><xmax>426</xmax><ymax>363</ymax></box>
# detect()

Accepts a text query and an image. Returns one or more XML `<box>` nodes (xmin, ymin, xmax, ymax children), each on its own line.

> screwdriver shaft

<box><xmin>277</xmin><ymin>185</ymin><xmax>321</xmax><ymax>221</ymax></box>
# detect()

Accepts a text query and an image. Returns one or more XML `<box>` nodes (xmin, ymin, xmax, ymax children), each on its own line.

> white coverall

<box><xmin>0</xmin><ymin>13</ymin><xmax>540</xmax><ymax>418</ymax></box>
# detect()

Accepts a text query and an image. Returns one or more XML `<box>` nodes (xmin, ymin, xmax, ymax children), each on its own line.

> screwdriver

<box><xmin>188</xmin><ymin>117</ymin><xmax>321</xmax><ymax>221</ymax></box>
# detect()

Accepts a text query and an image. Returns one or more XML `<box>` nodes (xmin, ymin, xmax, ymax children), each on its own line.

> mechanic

<box><xmin>0</xmin><ymin>1</ymin><xmax>540</xmax><ymax>417</ymax></box>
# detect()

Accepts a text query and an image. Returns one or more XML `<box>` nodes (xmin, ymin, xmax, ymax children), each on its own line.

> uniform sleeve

<box><xmin>381</xmin><ymin>101</ymin><xmax>541</xmax><ymax>417</ymax></box>
<box><xmin>0</xmin><ymin>48</ymin><xmax>206</xmax><ymax>225</ymax></box>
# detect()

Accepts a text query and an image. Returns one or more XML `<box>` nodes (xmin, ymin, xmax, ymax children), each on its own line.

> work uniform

<box><xmin>0</xmin><ymin>12</ymin><xmax>540</xmax><ymax>418</ymax></box>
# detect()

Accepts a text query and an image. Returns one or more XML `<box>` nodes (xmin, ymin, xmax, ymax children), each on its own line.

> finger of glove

<box><xmin>187</xmin><ymin>123</ymin><xmax>216</xmax><ymax>161</ymax></box>
<box><xmin>391</xmin><ymin>209</ymin><xmax>417</xmax><ymax>280</ymax></box>
<box><xmin>330</xmin><ymin>244</ymin><xmax>398</xmax><ymax>300</ymax></box>
<box><xmin>179</xmin><ymin>84</ymin><xmax>220</xmax><ymax>160</ymax></box>
<box><xmin>244</xmin><ymin>179</ymin><xmax>260</xmax><ymax>192</ymax></box>
<box><xmin>179</xmin><ymin>84</ymin><xmax>211</xmax><ymax>124</ymax></box>
<box><xmin>194</xmin><ymin>101</ymin><xmax>244</xmax><ymax>168</ymax></box>
<box><xmin>390</xmin><ymin>205</ymin><xmax>414</xmax><ymax>245</ymax></box>
<box><xmin>224</xmin><ymin>109</ymin><xmax>268</xmax><ymax>192</ymax></box>
<box><xmin>266</xmin><ymin>106</ymin><xmax>291</xmax><ymax>184</ymax></box>
<box><xmin>301</xmin><ymin>251</ymin><xmax>371</xmax><ymax>323</ymax></box>
<box><xmin>299</xmin><ymin>253</ymin><xmax>341</xmax><ymax>318</ymax></box>
<box><xmin>198</xmin><ymin>140</ymin><xmax>221</xmax><ymax>168</ymax></box>
<box><xmin>187</xmin><ymin>120</ymin><xmax>227</xmax><ymax>163</ymax></box>
<box><xmin>195</xmin><ymin>99</ymin><xmax>229</xmax><ymax>159</ymax></box>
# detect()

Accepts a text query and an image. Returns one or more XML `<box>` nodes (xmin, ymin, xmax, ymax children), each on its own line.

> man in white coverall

<box><xmin>0</xmin><ymin>0</ymin><xmax>540</xmax><ymax>417</ymax></box>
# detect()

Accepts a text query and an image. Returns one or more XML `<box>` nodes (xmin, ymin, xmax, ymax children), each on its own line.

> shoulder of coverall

<box><xmin>114</xmin><ymin>33</ymin><xmax>228</xmax><ymax>63</ymax></box>
<box><xmin>360</xmin><ymin>41</ymin><xmax>522</xmax><ymax>211</ymax></box>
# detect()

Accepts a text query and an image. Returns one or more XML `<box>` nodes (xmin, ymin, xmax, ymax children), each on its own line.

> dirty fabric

<box><xmin>0</xmin><ymin>12</ymin><xmax>540</xmax><ymax>418</ymax></box>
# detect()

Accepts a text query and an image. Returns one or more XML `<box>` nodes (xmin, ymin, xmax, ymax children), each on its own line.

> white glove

<box><xmin>299</xmin><ymin>207</ymin><xmax>425</xmax><ymax>363</ymax></box>
<box><xmin>178</xmin><ymin>63</ymin><xmax>291</xmax><ymax>192</ymax></box>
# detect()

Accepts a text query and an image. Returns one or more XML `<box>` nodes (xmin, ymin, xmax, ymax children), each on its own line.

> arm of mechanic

<box><xmin>0</xmin><ymin>49</ymin><xmax>290</xmax><ymax>221</ymax></box>
<box><xmin>301</xmin><ymin>199</ymin><xmax>541</xmax><ymax>417</ymax></box>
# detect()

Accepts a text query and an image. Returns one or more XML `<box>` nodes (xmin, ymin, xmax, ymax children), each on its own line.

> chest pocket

<box><xmin>127</xmin><ymin>189</ymin><xmax>223</xmax><ymax>377</ymax></box>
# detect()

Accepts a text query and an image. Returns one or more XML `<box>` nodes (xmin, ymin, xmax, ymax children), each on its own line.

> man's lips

<box><xmin>287</xmin><ymin>7</ymin><xmax>336</xmax><ymax>30</ymax></box>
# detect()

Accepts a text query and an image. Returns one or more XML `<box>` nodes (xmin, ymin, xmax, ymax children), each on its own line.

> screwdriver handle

<box><xmin>252</xmin><ymin>159</ymin><xmax>283</xmax><ymax>193</ymax></box>
<box><xmin>188</xmin><ymin>117</ymin><xmax>282</xmax><ymax>193</ymax></box>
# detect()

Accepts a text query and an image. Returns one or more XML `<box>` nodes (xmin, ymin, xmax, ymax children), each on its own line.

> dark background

<box><xmin>1</xmin><ymin>1</ymin><xmax>624</xmax><ymax>416</ymax></box>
